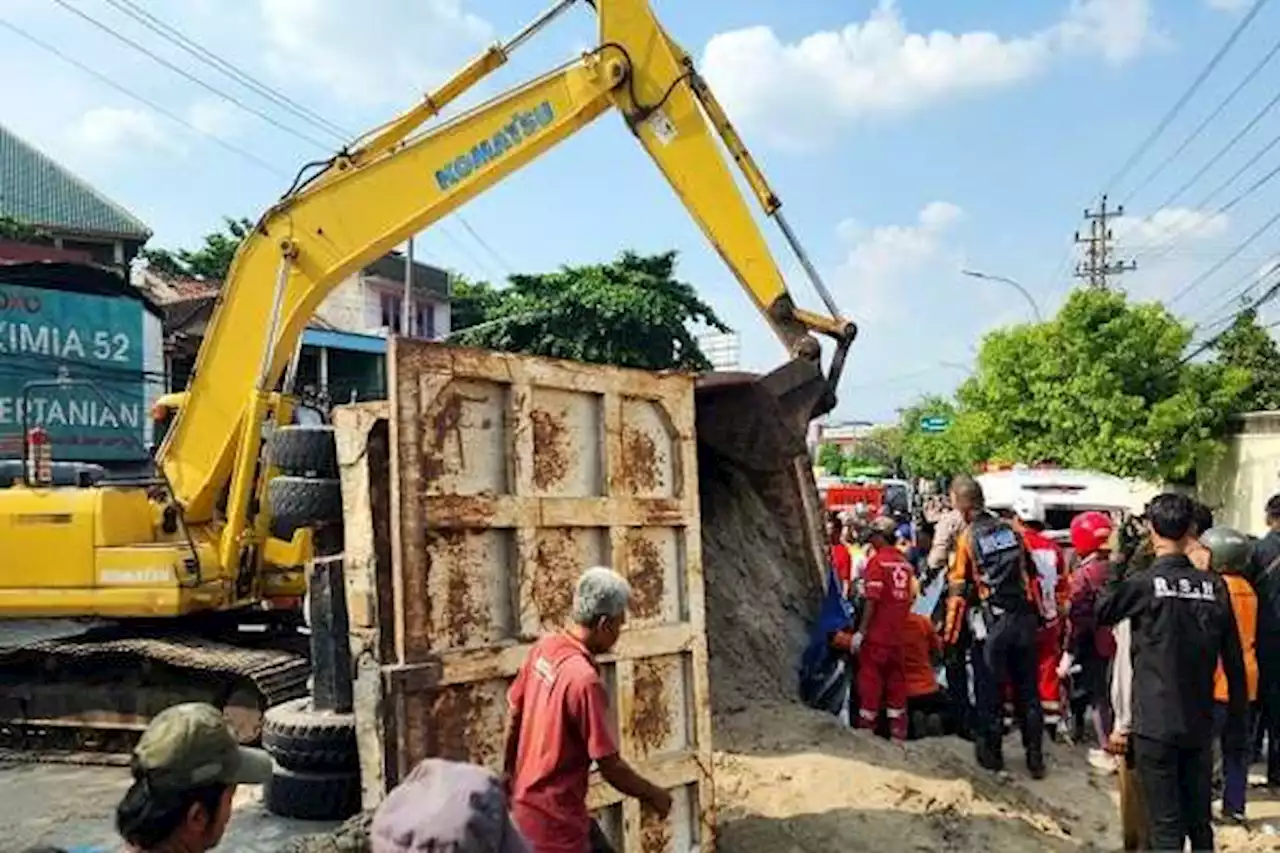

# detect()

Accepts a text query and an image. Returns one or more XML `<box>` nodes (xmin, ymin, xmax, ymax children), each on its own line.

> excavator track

<box><xmin>0</xmin><ymin>626</ymin><xmax>309</xmax><ymax>765</ymax></box>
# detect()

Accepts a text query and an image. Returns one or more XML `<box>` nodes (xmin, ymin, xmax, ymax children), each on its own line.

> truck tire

<box><xmin>268</xmin><ymin>476</ymin><xmax>342</xmax><ymax>539</ymax></box>
<box><xmin>271</xmin><ymin>426</ymin><xmax>338</xmax><ymax>478</ymax></box>
<box><xmin>262</xmin><ymin>698</ymin><xmax>357</xmax><ymax>772</ymax></box>
<box><xmin>265</xmin><ymin>766</ymin><xmax>361</xmax><ymax>821</ymax></box>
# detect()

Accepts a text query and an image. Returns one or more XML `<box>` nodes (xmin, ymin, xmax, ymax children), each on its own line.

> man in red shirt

<box><xmin>503</xmin><ymin>567</ymin><xmax>671</xmax><ymax>853</ymax></box>
<box><xmin>853</xmin><ymin>516</ymin><xmax>916</xmax><ymax>741</ymax></box>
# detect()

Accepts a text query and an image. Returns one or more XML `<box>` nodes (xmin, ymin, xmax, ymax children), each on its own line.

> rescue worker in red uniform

<box><xmin>1010</xmin><ymin>494</ymin><xmax>1071</xmax><ymax>737</ymax></box>
<box><xmin>852</xmin><ymin>516</ymin><xmax>915</xmax><ymax>741</ymax></box>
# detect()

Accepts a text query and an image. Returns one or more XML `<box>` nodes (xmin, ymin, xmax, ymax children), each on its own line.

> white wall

<box><xmin>314</xmin><ymin>273</ymin><xmax>366</xmax><ymax>332</ymax></box>
<box><xmin>1198</xmin><ymin>412</ymin><xmax>1280</xmax><ymax>536</ymax></box>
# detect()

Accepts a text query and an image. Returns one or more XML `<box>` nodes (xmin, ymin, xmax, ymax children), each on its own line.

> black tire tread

<box><xmin>265</xmin><ymin>766</ymin><xmax>361</xmax><ymax>821</ymax></box>
<box><xmin>262</xmin><ymin>698</ymin><xmax>357</xmax><ymax>772</ymax></box>
<box><xmin>271</xmin><ymin>426</ymin><xmax>339</xmax><ymax>478</ymax></box>
<box><xmin>268</xmin><ymin>476</ymin><xmax>342</xmax><ymax>539</ymax></box>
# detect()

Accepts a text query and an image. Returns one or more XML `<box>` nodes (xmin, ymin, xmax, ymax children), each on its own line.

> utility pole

<box><xmin>1074</xmin><ymin>194</ymin><xmax>1136</xmax><ymax>289</ymax></box>
<box><xmin>402</xmin><ymin>237</ymin><xmax>414</xmax><ymax>336</ymax></box>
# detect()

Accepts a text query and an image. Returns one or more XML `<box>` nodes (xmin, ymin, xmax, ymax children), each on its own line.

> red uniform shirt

<box><xmin>862</xmin><ymin>545</ymin><xmax>914</xmax><ymax>647</ymax></box>
<box><xmin>831</xmin><ymin>544</ymin><xmax>852</xmax><ymax>586</ymax></box>
<box><xmin>902</xmin><ymin>612</ymin><xmax>942</xmax><ymax>698</ymax></box>
<box><xmin>1021</xmin><ymin>527</ymin><xmax>1068</xmax><ymax>624</ymax></box>
<box><xmin>508</xmin><ymin>633</ymin><xmax>619</xmax><ymax>853</ymax></box>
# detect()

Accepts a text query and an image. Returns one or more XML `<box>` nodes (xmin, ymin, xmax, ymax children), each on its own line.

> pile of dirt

<box><xmin>697</xmin><ymin>451</ymin><xmax>822</xmax><ymax>712</ymax></box>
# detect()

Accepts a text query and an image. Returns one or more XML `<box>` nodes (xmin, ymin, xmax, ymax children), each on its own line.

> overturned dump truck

<box><xmin>328</xmin><ymin>340</ymin><xmax>830</xmax><ymax>852</ymax></box>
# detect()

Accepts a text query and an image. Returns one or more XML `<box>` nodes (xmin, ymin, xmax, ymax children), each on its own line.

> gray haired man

<box><xmin>503</xmin><ymin>567</ymin><xmax>672</xmax><ymax>853</ymax></box>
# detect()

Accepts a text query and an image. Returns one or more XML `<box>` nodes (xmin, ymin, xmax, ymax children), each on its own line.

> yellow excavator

<box><xmin>0</xmin><ymin>0</ymin><xmax>854</xmax><ymax>754</ymax></box>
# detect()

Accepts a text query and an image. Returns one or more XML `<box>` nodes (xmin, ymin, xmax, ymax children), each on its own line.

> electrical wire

<box><xmin>48</xmin><ymin>0</ymin><xmax>334</xmax><ymax>152</ymax></box>
<box><xmin>38</xmin><ymin>0</ymin><xmax>517</xmax><ymax>281</ymax></box>
<box><xmin>1180</xmin><ymin>276</ymin><xmax>1280</xmax><ymax>365</ymax></box>
<box><xmin>455</xmin><ymin>217</ymin><xmax>514</xmax><ymax>276</ymax></box>
<box><xmin>1149</xmin><ymin>86</ymin><xmax>1280</xmax><ymax>216</ymax></box>
<box><xmin>1133</xmin><ymin>156</ymin><xmax>1280</xmax><ymax>265</ymax></box>
<box><xmin>1168</xmin><ymin>207</ymin><xmax>1280</xmax><ymax>305</ymax></box>
<box><xmin>1126</xmin><ymin>130</ymin><xmax>1280</xmax><ymax>259</ymax></box>
<box><xmin>0</xmin><ymin>17</ymin><xmax>287</xmax><ymax>176</ymax></box>
<box><xmin>1102</xmin><ymin>0</ymin><xmax>1271</xmax><ymax>197</ymax></box>
<box><xmin>1190</xmin><ymin>252</ymin><xmax>1280</xmax><ymax>323</ymax></box>
<box><xmin>100</xmin><ymin>0</ymin><xmax>351</xmax><ymax>144</ymax></box>
<box><xmin>1124</xmin><ymin>31</ymin><xmax>1280</xmax><ymax>205</ymax></box>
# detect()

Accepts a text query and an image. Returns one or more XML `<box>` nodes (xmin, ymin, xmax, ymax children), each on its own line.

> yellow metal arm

<box><xmin>159</xmin><ymin>0</ymin><xmax>852</xmax><ymax>523</ymax></box>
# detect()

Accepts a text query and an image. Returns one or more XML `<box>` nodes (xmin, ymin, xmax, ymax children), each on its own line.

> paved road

<box><xmin>3</xmin><ymin>761</ymin><xmax>338</xmax><ymax>851</ymax></box>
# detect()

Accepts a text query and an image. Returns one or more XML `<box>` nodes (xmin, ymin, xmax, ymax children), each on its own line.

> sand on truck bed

<box><xmin>285</xmin><ymin>451</ymin><xmax>1280</xmax><ymax>852</ymax></box>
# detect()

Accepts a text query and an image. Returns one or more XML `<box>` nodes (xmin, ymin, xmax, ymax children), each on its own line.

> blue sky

<box><xmin>4</xmin><ymin>0</ymin><xmax>1279</xmax><ymax>422</ymax></box>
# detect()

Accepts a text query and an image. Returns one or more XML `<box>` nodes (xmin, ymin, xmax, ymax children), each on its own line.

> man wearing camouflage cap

<box><xmin>115</xmin><ymin>702</ymin><xmax>273</xmax><ymax>851</ymax></box>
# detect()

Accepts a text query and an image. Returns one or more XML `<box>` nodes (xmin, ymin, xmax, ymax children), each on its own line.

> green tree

<box><xmin>898</xmin><ymin>396</ymin><xmax>988</xmax><ymax>480</ymax></box>
<box><xmin>816</xmin><ymin>442</ymin><xmax>844</xmax><ymax>474</ymax></box>
<box><xmin>449</xmin><ymin>250</ymin><xmax>730</xmax><ymax>371</ymax></box>
<box><xmin>140</xmin><ymin>216</ymin><xmax>253</xmax><ymax>281</ymax></box>
<box><xmin>953</xmin><ymin>288</ymin><xmax>1250</xmax><ymax>481</ymax></box>
<box><xmin>448</xmin><ymin>274</ymin><xmax>502</xmax><ymax>332</ymax></box>
<box><xmin>0</xmin><ymin>215</ymin><xmax>48</xmax><ymax>243</ymax></box>
<box><xmin>1212</xmin><ymin>307</ymin><xmax>1280</xmax><ymax>412</ymax></box>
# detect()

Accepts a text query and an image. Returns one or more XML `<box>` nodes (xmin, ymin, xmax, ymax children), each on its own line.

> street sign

<box><xmin>919</xmin><ymin>415</ymin><xmax>951</xmax><ymax>433</ymax></box>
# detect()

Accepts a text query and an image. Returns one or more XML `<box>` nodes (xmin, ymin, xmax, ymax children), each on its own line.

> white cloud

<box><xmin>835</xmin><ymin>201</ymin><xmax>965</xmax><ymax>323</ymax></box>
<box><xmin>1057</xmin><ymin>0</ymin><xmax>1156</xmax><ymax>64</ymax></box>
<box><xmin>701</xmin><ymin>0</ymin><xmax>1156</xmax><ymax>149</ymax></box>
<box><xmin>1206</xmin><ymin>0</ymin><xmax>1252</xmax><ymax>11</ymax></box>
<box><xmin>1112</xmin><ymin>206</ymin><xmax>1230</xmax><ymax>248</ymax></box>
<box><xmin>66</xmin><ymin>106</ymin><xmax>172</xmax><ymax>158</ymax></box>
<box><xmin>187</xmin><ymin>98</ymin><xmax>244</xmax><ymax>138</ymax></box>
<box><xmin>258</xmin><ymin>0</ymin><xmax>493</xmax><ymax>105</ymax></box>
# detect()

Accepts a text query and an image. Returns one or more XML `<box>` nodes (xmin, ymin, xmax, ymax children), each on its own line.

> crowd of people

<box><xmin>813</xmin><ymin>475</ymin><xmax>1280</xmax><ymax>851</ymax></box>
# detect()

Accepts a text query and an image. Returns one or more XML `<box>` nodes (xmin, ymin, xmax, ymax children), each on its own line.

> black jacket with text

<box><xmin>1096</xmin><ymin>553</ymin><xmax>1247</xmax><ymax>748</ymax></box>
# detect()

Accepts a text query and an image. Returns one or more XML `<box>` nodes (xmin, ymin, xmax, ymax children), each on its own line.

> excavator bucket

<box><xmin>694</xmin><ymin>356</ymin><xmax>833</xmax><ymax>473</ymax></box>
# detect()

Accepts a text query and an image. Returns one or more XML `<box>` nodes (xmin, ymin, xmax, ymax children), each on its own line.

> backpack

<box><xmin>1070</xmin><ymin>555</ymin><xmax>1116</xmax><ymax>659</ymax></box>
<box><xmin>967</xmin><ymin>512</ymin><xmax>1030</xmax><ymax>612</ymax></box>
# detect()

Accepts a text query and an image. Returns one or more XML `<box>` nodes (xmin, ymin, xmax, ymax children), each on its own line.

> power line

<box><xmin>52</xmin><ymin>1</ymin><xmax>513</xmax><ymax>280</ymax></box>
<box><xmin>1191</xmin><ymin>253</ymin><xmax>1280</xmax><ymax>323</ymax></box>
<box><xmin>1180</xmin><ymin>276</ymin><xmax>1280</xmax><ymax>365</ymax></box>
<box><xmin>1168</xmin><ymin>207</ymin><xmax>1280</xmax><ymax>305</ymax></box>
<box><xmin>48</xmin><ymin>0</ymin><xmax>334</xmax><ymax>152</ymax></box>
<box><xmin>99</xmin><ymin>0</ymin><xmax>351</xmax><ymax>144</ymax></box>
<box><xmin>96</xmin><ymin>0</ymin><xmax>516</xmax><ymax>279</ymax></box>
<box><xmin>0</xmin><ymin>17</ymin><xmax>286</xmax><ymax>176</ymax></box>
<box><xmin>455</xmin><ymin>216</ymin><xmax>515</xmax><ymax>276</ymax></box>
<box><xmin>1150</xmin><ymin>86</ymin><xmax>1280</xmax><ymax>215</ymax></box>
<box><xmin>1124</xmin><ymin>32</ymin><xmax>1280</xmax><ymax>204</ymax></box>
<box><xmin>1132</xmin><ymin>155</ymin><xmax>1280</xmax><ymax>265</ymax></box>
<box><xmin>1102</xmin><ymin>0</ymin><xmax>1271</xmax><ymax>197</ymax></box>
<box><xmin>1127</xmin><ymin>130</ymin><xmax>1280</xmax><ymax>259</ymax></box>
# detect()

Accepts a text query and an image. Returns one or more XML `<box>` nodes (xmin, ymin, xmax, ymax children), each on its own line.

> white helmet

<box><xmin>1012</xmin><ymin>492</ymin><xmax>1046</xmax><ymax>524</ymax></box>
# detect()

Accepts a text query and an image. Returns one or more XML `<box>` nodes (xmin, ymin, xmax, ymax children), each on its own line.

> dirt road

<box><xmin>713</xmin><ymin>702</ymin><xmax>1280</xmax><ymax>852</ymax></box>
<box><xmin>1</xmin><ymin>761</ymin><xmax>336</xmax><ymax>851</ymax></box>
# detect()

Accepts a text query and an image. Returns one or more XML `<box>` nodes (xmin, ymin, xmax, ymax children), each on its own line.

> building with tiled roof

<box><xmin>0</xmin><ymin>121</ymin><xmax>151</xmax><ymax>267</ymax></box>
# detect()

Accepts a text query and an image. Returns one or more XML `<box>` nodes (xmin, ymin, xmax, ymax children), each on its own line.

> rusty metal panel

<box><xmin>338</xmin><ymin>341</ymin><xmax>714</xmax><ymax>853</ymax></box>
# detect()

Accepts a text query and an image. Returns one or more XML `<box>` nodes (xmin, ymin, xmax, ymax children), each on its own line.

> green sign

<box><xmin>0</xmin><ymin>284</ymin><xmax>160</xmax><ymax>462</ymax></box>
<box><xmin>920</xmin><ymin>415</ymin><xmax>951</xmax><ymax>433</ymax></box>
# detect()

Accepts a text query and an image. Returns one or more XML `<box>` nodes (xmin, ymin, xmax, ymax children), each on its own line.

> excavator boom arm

<box><xmin>159</xmin><ymin>0</ymin><xmax>851</xmax><ymax>523</ymax></box>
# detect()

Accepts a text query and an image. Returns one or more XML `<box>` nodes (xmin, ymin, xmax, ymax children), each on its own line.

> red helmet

<box><xmin>1070</xmin><ymin>511</ymin><xmax>1113</xmax><ymax>557</ymax></box>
